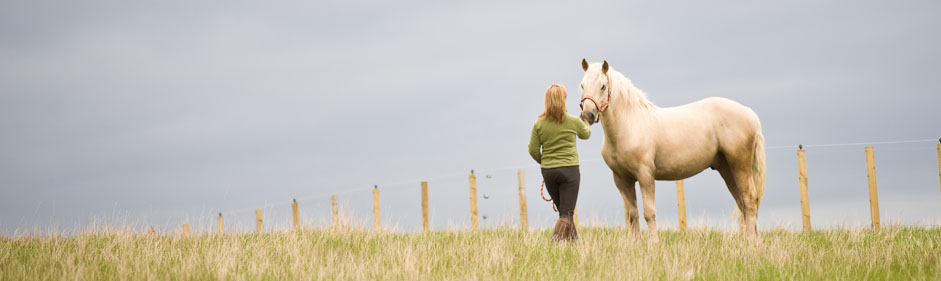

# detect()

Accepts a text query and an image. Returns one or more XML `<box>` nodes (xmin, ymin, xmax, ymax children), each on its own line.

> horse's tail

<box><xmin>752</xmin><ymin>130</ymin><xmax>766</xmax><ymax>210</ymax></box>
<box><xmin>733</xmin><ymin>127</ymin><xmax>766</xmax><ymax>229</ymax></box>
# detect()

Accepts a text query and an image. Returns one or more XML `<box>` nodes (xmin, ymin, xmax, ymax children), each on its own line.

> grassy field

<box><xmin>1</xmin><ymin>225</ymin><xmax>939</xmax><ymax>281</ymax></box>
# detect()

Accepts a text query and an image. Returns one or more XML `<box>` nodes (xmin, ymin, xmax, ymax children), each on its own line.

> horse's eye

<box><xmin>580</xmin><ymin>84</ymin><xmax>584</xmax><ymax>89</ymax></box>
<box><xmin>601</xmin><ymin>85</ymin><xmax>606</xmax><ymax>91</ymax></box>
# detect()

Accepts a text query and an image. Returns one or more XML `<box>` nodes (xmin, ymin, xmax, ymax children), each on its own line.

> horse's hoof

<box><xmin>626</xmin><ymin>229</ymin><xmax>641</xmax><ymax>242</ymax></box>
<box><xmin>747</xmin><ymin>234</ymin><xmax>762</xmax><ymax>244</ymax></box>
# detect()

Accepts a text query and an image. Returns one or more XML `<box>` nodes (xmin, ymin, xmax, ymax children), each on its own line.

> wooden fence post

<box><xmin>865</xmin><ymin>146</ymin><xmax>880</xmax><ymax>231</ymax></box>
<box><xmin>331</xmin><ymin>194</ymin><xmax>338</xmax><ymax>228</ymax></box>
<box><xmin>292</xmin><ymin>199</ymin><xmax>299</xmax><ymax>230</ymax></box>
<box><xmin>182</xmin><ymin>223</ymin><xmax>190</xmax><ymax>236</ymax></box>
<box><xmin>421</xmin><ymin>181</ymin><xmax>429</xmax><ymax>232</ymax></box>
<box><xmin>936</xmin><ymin>143</ymin><xmax>940</xmax><ymax>193</ymax></box>
<box><xmin>469</xmin><ymin>171</ymin><xmax>479</xmax><ymax>230</ymax></box>
<box><xmin>373</xmin><ymin>185</ymin><xmax>381</xmax><ymax>231</ymax></box>
<box><xmin>255</xmin><ymin>209</ymin><xmax>263</xmax><ymax>233</ymax></box>
<box><xmin>217</xmin><ymin>213</ymin><xmax>224</xmax><ymax>235</ymax></box>
<box><xmin>517</xmin><ymin>169</ymin><xmax>528</xmax><ymax>230</ymax></box>
<box><xmin>676</xmin><ymin>180</ymin><xmax>687</xmax><ymax>231</ymax></box>
<box><xmin>798</xmin><ymin>148</ymin><xmax>811</xmax><ymax>232</ymax></box>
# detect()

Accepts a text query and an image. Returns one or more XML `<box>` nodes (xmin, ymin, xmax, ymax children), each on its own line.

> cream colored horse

<box><xmin>578</xmin><ymin>59</ymin><xmax>766</xmax><ymax>241</ymax></box>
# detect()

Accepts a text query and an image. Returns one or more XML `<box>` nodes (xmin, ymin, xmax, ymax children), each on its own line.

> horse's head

<box><xmin>579</xmin><ymin>58</ymin><xmax>611</xmax><ymax>125</ymax></box>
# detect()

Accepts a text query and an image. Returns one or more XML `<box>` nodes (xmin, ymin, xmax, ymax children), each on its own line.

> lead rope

<box><xmin>539</xmin><ymin>180</ymin><xmax>557</xmax><ymax>212</ymax></box>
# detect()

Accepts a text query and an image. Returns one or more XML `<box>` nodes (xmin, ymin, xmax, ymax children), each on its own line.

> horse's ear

<box><xmin>581</xmin><ymin>58</ymin><xmax>589</xmax><ymax>72</ymax></box>
<box><xmin>601</xmin><ymin>60</ymin><xmax>609</xmax><ymax>74</ymax></box>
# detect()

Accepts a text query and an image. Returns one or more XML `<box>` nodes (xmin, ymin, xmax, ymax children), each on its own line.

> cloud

<box><xmin>1</xmin><ymin>0</ymin><xmax>940</xmax><ymax>233</ymax></box>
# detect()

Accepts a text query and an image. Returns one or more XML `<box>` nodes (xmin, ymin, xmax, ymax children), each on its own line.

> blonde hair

<box><xmin>539</xmin><ymin>84</ymin><xmax>567</xmax><ymax>123</ymax></box>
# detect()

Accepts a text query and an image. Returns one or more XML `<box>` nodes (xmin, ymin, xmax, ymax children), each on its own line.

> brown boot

<box><xmin>568</xmin><ymin>218</ymin><xmax>578</xmax><ymax>242</ymax></box>
<box><xmin>552</xmin><ymin>218</ymin><xmax>566</xmax><ymax>242</ymax></box>
<box><xmin>552</xmin><ymin>217</ymin><xmax>578</xmax><ymax>242</ymax></box>
<box><xmin>560</xmin><ymin>217</ymin><xmax>577</xmax><ymax>242</ymax></box>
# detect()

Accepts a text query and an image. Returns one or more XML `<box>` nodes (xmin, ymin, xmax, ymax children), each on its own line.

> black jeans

<box><xmin>541</xmin><ymin>166</ymin><xmax>580</xmax><ymax>219</ymax></box>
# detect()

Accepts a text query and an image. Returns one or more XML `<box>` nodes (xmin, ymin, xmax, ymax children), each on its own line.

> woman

<box><xmin>528</xmin><ymin>84</ymin><xmax>591</xmax><ymax>242</ymax></box>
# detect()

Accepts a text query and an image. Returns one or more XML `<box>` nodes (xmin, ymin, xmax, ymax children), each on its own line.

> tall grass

<box><xmin>1</xmin><ymin>224</ymin><xmax>939</xmax><ymax>280</ymax></box>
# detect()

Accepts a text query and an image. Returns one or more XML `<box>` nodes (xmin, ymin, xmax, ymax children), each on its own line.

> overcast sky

<box><xmin>2</xmin><ymin>0</ymin><xmax>940</xmax><ymax>235</ymax></box>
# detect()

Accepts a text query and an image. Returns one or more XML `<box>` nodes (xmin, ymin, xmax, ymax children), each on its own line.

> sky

<box><xmin>1</xmin><ymin>0</ymin><xmax>940</xmax><ymax>235</ymax></box>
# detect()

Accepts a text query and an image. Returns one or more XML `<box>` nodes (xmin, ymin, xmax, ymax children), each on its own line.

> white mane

<box><xmin>608</xmin><ymin>69</ymin><xmax>656</xmax><ymax>112</ymax></box>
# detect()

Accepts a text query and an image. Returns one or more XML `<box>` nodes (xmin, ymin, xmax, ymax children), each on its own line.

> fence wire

<box><xmin>180</xmin><ymin>137</ymin><xmax>940</xmax><ymax>233</ymax></box>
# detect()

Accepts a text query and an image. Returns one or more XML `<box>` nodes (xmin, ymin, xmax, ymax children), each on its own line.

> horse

<box><xmin>577</xmin><ymin>59</ymin><xmax>766</xmax><ymax>242</ymax></box>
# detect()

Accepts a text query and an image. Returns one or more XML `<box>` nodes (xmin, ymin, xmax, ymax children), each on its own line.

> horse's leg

<box><xmin>613</xmin><ymin>173</ymin><xmax>639</xmax><ymax>240</ymax></box>
<box><xmin>728</xmin><ymin>160</ymin><xmax>760</xmax><ymax>240</ymax></box>
<box><xmin>637</xmin><ymin>169</ymin><xmax>658</xmax><ymax>243</ymax></box>
<box><xmin>714</xmin><ymin>159</ymin><xmax>746</xmax><ymax>232</ymax></box>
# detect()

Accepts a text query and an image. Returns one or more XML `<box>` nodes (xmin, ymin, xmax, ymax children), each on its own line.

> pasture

<box><xmin>2</xmin><ymin>225</ymin><xmax>939</xmax><ymax>281</ymax></box>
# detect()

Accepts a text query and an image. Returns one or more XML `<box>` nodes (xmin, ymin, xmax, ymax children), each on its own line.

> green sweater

<box><xmin>528</xmin><ymin>113</ymin><xmax>591</xmax><ymax>168</ymax></box>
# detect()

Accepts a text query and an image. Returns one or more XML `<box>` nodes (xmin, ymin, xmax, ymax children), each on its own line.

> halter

<box><xmin>580</xmin><ymin>72</ymin><xmax>613</xmax><ymax>123</ymax></box>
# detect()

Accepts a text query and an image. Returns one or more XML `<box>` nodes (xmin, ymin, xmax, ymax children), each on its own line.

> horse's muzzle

<box><xmin>581</xmin><ymin>112</ymin><xmax>596</xmax><ymax>125</ymax></box>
